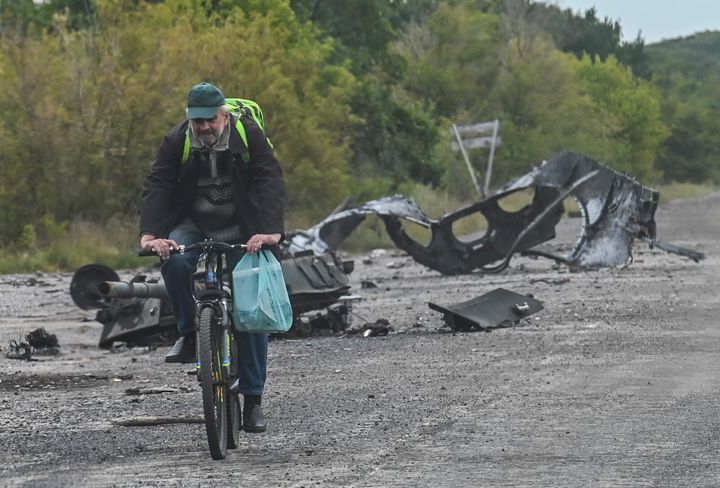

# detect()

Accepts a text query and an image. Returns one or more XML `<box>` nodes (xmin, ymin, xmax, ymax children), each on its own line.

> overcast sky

<box><xmin>552</xmin><ymin>0</ymin><xmax>720</xmax><ymax>44</ymax></box>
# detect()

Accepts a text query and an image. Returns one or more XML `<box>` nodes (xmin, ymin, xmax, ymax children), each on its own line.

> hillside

<box><xmin>647</xmin><ymin>30</ymin><xmax>720</xmax><ymax>80</ymax></box>
<box><xmin>645</xmin><ymin>31</ymin><xmax>720</xmax><ymax>183</ymax></box>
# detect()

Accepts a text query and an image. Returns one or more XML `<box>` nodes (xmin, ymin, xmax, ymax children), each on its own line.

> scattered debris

<box><xmin>109</xmin><ymin>345</ymin><xmax>157</xmax><ymax>355</ymax></box>
<box><xmin>4</xmin><ymin>328</ymin><xmax>60</xmax><ymax>360</ymax></box>
<box><xmin>529</xmin><ymin>278</ymin><xmax>571</xmax><ymax>285</ymax></box>
<box><xmin>638</xmin><ymin>236</ymin><xmax>704</xmax><ymax>262</ymax></box>
<box><xmin>112</xmin><ymin>416</ymin><xmax>204</xmax><ymax>427</ymax></box>
<box><xmin>25</xmin><ymin>328</ymin><xmax>60</xmax><ymax>355</ymax></box>
<box><xmin>281</xmin><ymin>296</ymin><xmax>363</xmax><ymax>338</ymax></box>
<box><xmin>286</xmin><ymin>150</ymin><xmax>704</xmax><ymax>274</ymax></box>
<box><xmin>124</xmin><ymin>386</ymin><xmax>190</xmax><ymax>395</ymax></box>
<box><xmin>346</xmin><ymin>319</ymin><xmax>392</xmax><ymax>337</ymax></box>
<box><xmin>429</xmin><ymin>288</ymin><xmax>543</xmax><ymax>332</ymax></box>
<box><xmin>82</xmin><ymin>374</ymin><xmax>110</xmax><ymax>380</ymax></box>
<box><xmin>1</xmin><ymin>277</ymin><xmax>45</xmax><ymax>287</ymax></box>
<box><xmin>6</xmin><ymin>340</ymin><xmax>33</xmax><ymax>360</ymax></box>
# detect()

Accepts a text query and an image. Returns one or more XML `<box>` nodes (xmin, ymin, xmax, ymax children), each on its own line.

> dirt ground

<box><xmin>1</xmin><ymin>193</ymin><xmax>719</xmax><ymax>488</ymax></box>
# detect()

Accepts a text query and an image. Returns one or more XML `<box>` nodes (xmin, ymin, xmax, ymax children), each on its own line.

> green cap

<box><xmin>187</xmin><ymin>82</ymin><xmax>225</xmax><ymax>119</ymax></box>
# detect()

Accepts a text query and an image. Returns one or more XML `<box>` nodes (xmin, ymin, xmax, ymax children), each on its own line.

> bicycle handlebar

<box><xmin>138</xmin><ymin>240</ymin><xmax>249</xmax><ymax>257</ymax></box>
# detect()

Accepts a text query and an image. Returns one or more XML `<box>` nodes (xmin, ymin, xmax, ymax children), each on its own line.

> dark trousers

<box><xmin>161</xmin><ymin>224</ymin><xmax>268</xmax><ymax>396</ymax></box>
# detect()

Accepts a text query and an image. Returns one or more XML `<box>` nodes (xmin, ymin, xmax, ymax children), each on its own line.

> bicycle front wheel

<box><xmin>198</xmin><ymin>305</ymin><xmax>228</xmax><ymax>460</ymax></box>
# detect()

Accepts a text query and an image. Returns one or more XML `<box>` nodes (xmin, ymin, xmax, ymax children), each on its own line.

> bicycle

<box><xmin>141</xmin><ymin>240</ymin><xmax>246</xmax><ymax>460</ymax></box>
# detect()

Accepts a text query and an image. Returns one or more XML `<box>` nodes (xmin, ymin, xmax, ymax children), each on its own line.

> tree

<box><xmin>540</xmin><ymin>5</ymin><xmax>648</xmax><ymax>77</ymax></box>
<box><xmin>0</xmin><ymin>0</ymin><xmax>358</xmax><ymax>242</ymax></box>
<box><xmin>651</xmin><ymin>71</ymin><xmax>720</xmax><ymax>182</ymax></box>
<box><xmin>0</xmin><ymin>0</ymin><xmax>95</xmax><ymax>34</ymax></box>
<box><xmin>290</xmin><ymin>0</ymin><xmax>397</xmax><ymax>72</ymax></box>
<box><xmin>575</xmin><ymin>55</ymin><xmax>668</xmax><ymax>181</ymax></box>
<box><xmin>646</xmin><ymin>32</ymin><xmax>720</xmax><ymax>183</ymax></box>
<box><xmin>398</xmin><ymin>1</ymin><xmax>502</xmax><ymax>117</ymax></box>
<box><xmin>488</xmin><ymin>38</ymin><xmax>613</xmax><ymax>180</ymax></box>
<box><xmin>289</xmin><ymin>0</ymin><xmax>444</xmax><ymax>195</ymax></box>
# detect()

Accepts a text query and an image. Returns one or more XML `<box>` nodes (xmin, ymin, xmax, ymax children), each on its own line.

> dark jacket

<box><xmin>139</xmin><ymin>116</ymin><xmax>285</xmax><ymax>242</ymax></box>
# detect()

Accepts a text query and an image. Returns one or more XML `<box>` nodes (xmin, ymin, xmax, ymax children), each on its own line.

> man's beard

<box><xmin>198</xmin><ymin>130</ymin><xmax>220</xmax><ymax>147</ymax></box>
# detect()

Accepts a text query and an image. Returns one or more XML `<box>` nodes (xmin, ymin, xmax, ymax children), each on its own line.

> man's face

<box><xmin>190</xmin><ymin>109</ymin><xmax>229</xmax><ymax>146</ymax></box>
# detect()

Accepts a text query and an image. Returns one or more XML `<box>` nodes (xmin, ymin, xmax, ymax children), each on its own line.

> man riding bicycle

<box><xmin>139</xmin><ymin>82</ymin><xmax>285</xmax><ymax>433</ymax></box>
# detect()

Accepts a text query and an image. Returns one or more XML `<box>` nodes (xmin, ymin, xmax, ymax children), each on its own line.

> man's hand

<box><xmin>140</xmin><ymin>234</ymin><xmax>178</xmax><ymax>260</ymax></box>
<box><xmin>246</xmin><ymin>233</ymin><xmax>281</xmax><ymax>254</ymax></box>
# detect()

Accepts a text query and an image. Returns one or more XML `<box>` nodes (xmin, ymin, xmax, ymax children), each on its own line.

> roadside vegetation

<box><xmin>0</xmin><ymin>0</ymin><xmax>717</xmax><ymax>272</ymax></box>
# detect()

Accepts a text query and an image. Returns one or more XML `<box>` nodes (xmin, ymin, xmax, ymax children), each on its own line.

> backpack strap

<box><xmin>181</xmin><ymin>129</ymin><xmax>191</xmax><ymax>164</ymax></box>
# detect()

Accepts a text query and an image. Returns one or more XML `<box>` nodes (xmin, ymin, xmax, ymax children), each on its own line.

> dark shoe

<box><xmin>164</xmin><ymin>334</ymin><xmax>196</xmax><ymax>364</ymax></box>
<box><xmin>242</xmin><ymin>404</ymin><xmax>267</xmax><ymax>433</ymax></box>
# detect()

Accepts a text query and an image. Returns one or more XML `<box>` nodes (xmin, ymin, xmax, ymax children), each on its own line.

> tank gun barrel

<box><xmin>98</xmin><ymin>281</ymin><xmax>169</xmax><ymax>300</ymax></box>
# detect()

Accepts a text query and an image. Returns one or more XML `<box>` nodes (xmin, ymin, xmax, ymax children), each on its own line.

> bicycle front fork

<box><xmin>194</xmin><ymin>300</ymin><xmax>233</xmax><ymax>380</ymax></box>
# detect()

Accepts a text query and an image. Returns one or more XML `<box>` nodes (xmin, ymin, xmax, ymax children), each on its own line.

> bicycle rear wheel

<box><xmin>226</xmin><ymin>328</ymin><xmax>241</xmax><ymax>449</ymax></box>
<box><xmin>198</xmin><ymin>306</ymin><xmax>227</xmax><ymax>460</ymax></box>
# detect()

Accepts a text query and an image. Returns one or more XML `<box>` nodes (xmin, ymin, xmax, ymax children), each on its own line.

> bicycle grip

<box><xmin>139</xmin><ymin>246</ymin><xmax>186</xmax><ymax>257</ymax></box>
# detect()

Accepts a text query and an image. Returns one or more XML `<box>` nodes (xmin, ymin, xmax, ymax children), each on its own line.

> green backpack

<box><xmin>181</xmin><ymin>97</ymin><xmax>270</xmax><ymax>164</ymax></box>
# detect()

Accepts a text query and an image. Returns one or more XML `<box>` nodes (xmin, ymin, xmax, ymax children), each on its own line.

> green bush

<box><xmin>0</xmin><ymin>218</ymin><xmax>145</xmax><ymax>273</ymax></box>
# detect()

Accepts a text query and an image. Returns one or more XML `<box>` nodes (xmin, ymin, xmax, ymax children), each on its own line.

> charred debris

<box><xmin>70</xmin><ymin>151</ymin><xmax>704</xmax><ymax>346</ymax></box>
<box><xmin>429</xmin><ymin>288</ymin><xmax>543</xmax><ymax>332</ymax></box>
<box><xmin>288</xmin><ymin>150</ymin><xmax>703</xmax><ymax>274</ymax></box>
<box><xmin>5</xmin><ymin>328</ymin><xmax>60</xmax><ymax>360</ymax></box>
<box><xmin>70</xmin><ymin>251</ymin><xmax>356</xmax><ymax>348</ymax></box>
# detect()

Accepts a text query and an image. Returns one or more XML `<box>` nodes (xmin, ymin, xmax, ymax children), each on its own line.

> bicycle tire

<box><xmin>226</xmin><ymin>328</ymin><xmax>241</xmax><ymax>449</ymax></box>
<box><xmin>198</xmin><ymin>306</ymin><xmax>227</xmax><ymax>460</ymax></box>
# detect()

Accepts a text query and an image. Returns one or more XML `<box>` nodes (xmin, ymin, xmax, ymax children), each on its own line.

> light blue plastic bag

<box><xmin>232</xmin><ymin>250</ymin><xmax>293</xmax><ymax>333</ymax></box>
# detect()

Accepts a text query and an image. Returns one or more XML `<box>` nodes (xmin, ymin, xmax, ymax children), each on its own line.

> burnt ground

<box><xmin>1</xmin><ymin>194</ymin><xmax>719</xmax><ymax>488</ymax></box>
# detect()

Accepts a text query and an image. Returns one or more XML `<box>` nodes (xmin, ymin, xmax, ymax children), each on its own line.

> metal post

<box><xmin>452</xmin><ymin>123</ymin><xmax>483</xmax><ymax>198</ymax></box>
<box><xmin>483</xmin><ymin>119</ymin><xmax>499</xmax><ymax>197</ymax></box>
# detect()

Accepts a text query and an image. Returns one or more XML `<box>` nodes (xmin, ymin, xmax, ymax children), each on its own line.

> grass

<box><xmin>0</xmin><ymin>182</ymin><xmax>715</xmax><ymax>273</ymax></box>
<box><xmin>0</xmin><ymin>218</ymin><xmax>146</xmax><ymax>274</ymax></box>
<box><xmin>657</xmin><ymin>181</ymin><xmax>717</xmax><ymax>203</ymax></box>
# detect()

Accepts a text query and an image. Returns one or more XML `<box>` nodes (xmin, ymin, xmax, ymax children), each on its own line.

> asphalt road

<box><xmin>1</xmin><ymin>193</ymin><xmax>718</xmax><ymax>487</ymax></box>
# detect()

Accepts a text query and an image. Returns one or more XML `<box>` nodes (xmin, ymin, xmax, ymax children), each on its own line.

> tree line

<box><xmin>0</xmin><ymin>0</ymin><xmax>713</xmax><ymax>245</ymax></box>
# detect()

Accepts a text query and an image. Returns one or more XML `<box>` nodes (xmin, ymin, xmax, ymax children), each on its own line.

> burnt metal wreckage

<box><xmin>287</xmin><ymin>150</ymin><xmax>704</xmax><ymax>275</ymax></box>
<box><xmin>429</xmin><ymin>288</ymin><xmax>543</xmax><ymax>332</ymax></box>
<box><xmin>70</xmin><ymin>250</ymin><xmax>356</xmax><ymax>348</ymax></box>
